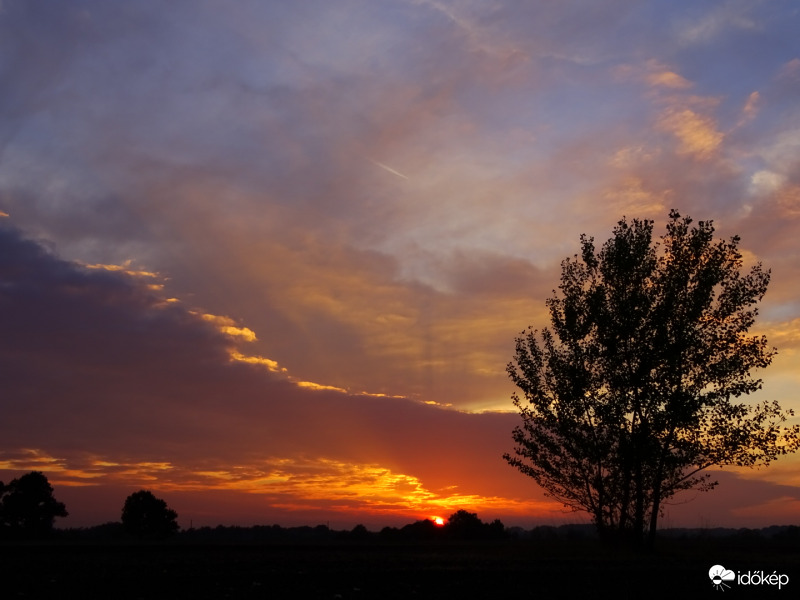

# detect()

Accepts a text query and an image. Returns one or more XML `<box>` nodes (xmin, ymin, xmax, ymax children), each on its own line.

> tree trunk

<box><xmin>646</xmin><ymin>451</ymin><xmax>667</xmax><ymax>550</ymax></box>
<box><xmin>646</xmin><ymin>483</ymin><xmax>661</xmax><ymax>550</ymax></box>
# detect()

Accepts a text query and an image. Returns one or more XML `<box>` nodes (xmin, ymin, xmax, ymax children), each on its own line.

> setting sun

<box><xmin>432</xmin><ymin>516</ymin><xmax>445</xmax><ymax>526</ymax></box>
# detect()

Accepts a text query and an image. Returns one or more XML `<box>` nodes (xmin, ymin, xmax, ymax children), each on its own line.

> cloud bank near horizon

<box><xmin>0</xmin><ymin>224</ymin><xmax>558</xmax><ymax>526</ymax></box>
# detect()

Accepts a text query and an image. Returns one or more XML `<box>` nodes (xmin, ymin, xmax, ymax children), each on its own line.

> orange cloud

<box><xmin>228</xmin><ymin>350</ymin><xmax>283</xmax><ymax>372</ymax></box>
<box><xmin>740</xmin><ymin>90</ymin><xmax>760</xmax><ymax>124</ymax></box>
<box><xmin>657</xmin><ymin>108</ymin><xmax>724</xmax><ymax>160</ymax></box>
<box><xmin>759</xmin><ymin>318</ymin><xmax>800</xmax><ymax>353</ymax></box>
<box><xmin>295</xmin><ymin>381</ymin><xmax>348</xmax><ymax>393</ymax></box>
<box><xmin>0</xmin><ymin>448</ymin><xmax>66</xmax><ymax>471</ymax></box>
<box><xmin>83</xmin><ymin>261</ymin><xmax>160</xmax><ymax>279</ymax></box>
<box><xmin>601</xmin><ymin>176</ymin><xmax>669</xmax><ymax>216</ymax></box>
<box><xmin>776</xmin><ymin>184</ymin><xmax>800</xmax><ymax>217</ymax></box>
<box><xmin>0</xmin><ymin>449</ymin><xmax>176</xmax><ymax>488</ymax></box>
<box><xmin>729</xmin><ymin>456</ymin><xmax>800</xmax><ymax>488</ymax></box>
<box><xmin>731</xmin><ymin>496</ymin><xmax>800</xmax><ymax>521</ymax></box>
<box><xmin>778</xmin><ymin>57</ymin><xmax>800</xmax><ymax>80</ymax></box>
<box><xmin>646</xmin><ymin>70</ymin><xmax>692</xmax><ymax>89</ymax></box>
<box><xmin>1</xmin><ymin>451</ymin><xmax>560</xmax><ymax>522</ymax></box>
<box><xmin>198</xmin><ymin>313</ymin><xmax>258</xmax><ymax>342</ymax></box>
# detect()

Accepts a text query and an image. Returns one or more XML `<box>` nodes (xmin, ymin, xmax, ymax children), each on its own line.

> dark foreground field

<box><xmin>2</xmin><ymin>537</ymin><xmax>797</xmax><ymax>599</ymax></box>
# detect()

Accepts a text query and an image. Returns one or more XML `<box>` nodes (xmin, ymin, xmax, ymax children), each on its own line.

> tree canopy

<box><xmin>444</xmin><ymin>509</ymin><xmax>505</xmax><ymax>540</ymax></box>
<box><xmin>504</xmin><ymin>211</ymin><xmax>799</xmax><ymax>547</ymax></box>
<box><xmin>121</xmin><ymin>490</ymin><xmax>179</xmax><ymax>539</ymax></box>
<box><xmin>0</xmin><ymin>471</ymin><xmax>68</xmax><ymax>538</ymax></box>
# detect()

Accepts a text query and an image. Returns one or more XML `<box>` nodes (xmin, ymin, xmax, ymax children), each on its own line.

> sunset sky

<box><xmin>1</xmin><ymin>0</ymin><xmax>799</xmax><ymax>531</ymax></box>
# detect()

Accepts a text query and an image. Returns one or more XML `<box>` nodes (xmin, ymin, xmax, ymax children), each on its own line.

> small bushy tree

<box><xmin>121</xmin><ymin>490</ymin><xmax>179</xmax><ymax>539</ymax></box>
<box><xmin>0</xmin><ymin>471</ymin><xmax>68</xmax><ymax>538</ymax></box>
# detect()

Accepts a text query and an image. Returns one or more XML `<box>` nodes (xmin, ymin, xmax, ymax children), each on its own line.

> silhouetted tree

<box><xmin>0</xmin><ymin>471</ymin><xmax>68</xmax><ymax>538</ymax></box>
<box><xmin>486</xmin><ymin>518</ymin><xmax>506</xmax><ymax>539</ymax></box>
<box><xmin>505</xmin><ymin>211</ymin><xmax>799</xmax><ymax>548</ymax></box>
<box><xmin>347</xmin><ymin>523</ymin><xmax>372</xmax><ymax>540</ymax></box>
<box><xmin>398</xmin><ymin>518</ymin><xmax>440</xmax><ymax>540</ymax></box>
<box><xmin>121</xmin><ymin>490</ymin><xmax>179</xmax><ymax>539</ymax></box>
<box><xmin>445</xmin><ymin>510</ymin><xmax>484</xmax><ymax>539</ymax></box>
<box><xmin>444</xmin><ymin>510</ymin><xmax>506</xmax><ymax>540</ymax></box>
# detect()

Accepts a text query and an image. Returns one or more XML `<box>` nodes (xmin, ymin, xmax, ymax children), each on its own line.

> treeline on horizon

<box><xmin>3</xmin><ymin>471</ymin><xmax>799</xmax><ymax>547</ymax></box>
<box><xmin>56</xmin><ymin>510</ymin><xmax>507</xmax><ymax>543</ymax></box>
<box><xmin>51</xmin><ymin>519</ymin><xmax>800</xmax><ymax>545</ymax></box>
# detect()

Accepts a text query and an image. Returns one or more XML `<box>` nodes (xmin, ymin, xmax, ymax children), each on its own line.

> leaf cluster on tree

<box><xmin>504</xmin><ymin>211</ymin><xmax>800</xmax><ymax>547</ymax></box>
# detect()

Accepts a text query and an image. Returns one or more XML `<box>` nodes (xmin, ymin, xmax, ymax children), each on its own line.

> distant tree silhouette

<box><xmin>121</xmin><ymin>490</ymin><xmax>179</xmax><ymax>539</ymax></box>
<box><xmin>347</xmin><ymin>523</ymin><xmax>372</xmax><ymax>540</ymax></box>
<box><xmin>396</xmin><ymin>518</ymin><xmax>440</xmax><ymax>540</ymax></box>
<box><xmin>444</xmin><ymin>510</ymin><xmax>506</xmax><ymax>540</ymax></box>
<box><xmin>485</xmin><ymin>518</ymin><xmax>506</xmax><ymax>539</ymax></box>
<box><xmin>0</xmin><ymin>471</ymin><xmax>68</xmax><ymax>538</ymax></box>
<box><xmin>505</xmin><ymin>211</ymin><xmax>800</xmax><ymax>548</ymax></box>
<box><xmin>445</xmin><ymin>510</ymin><xmax>483</xmax><ymax>539</ymax></box>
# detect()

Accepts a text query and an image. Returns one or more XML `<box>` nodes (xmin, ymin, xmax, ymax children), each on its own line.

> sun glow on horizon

<box><xmin>0</xmin><ymin>449</ymin><xmax>561</xmax><ymax>524</ymax></box>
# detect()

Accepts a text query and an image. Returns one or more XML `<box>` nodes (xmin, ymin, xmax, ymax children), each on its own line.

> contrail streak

<box><xmin>368</xmin><ymin>158</ymin><xmax>409</xmax><ymax>180</ymax></box>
